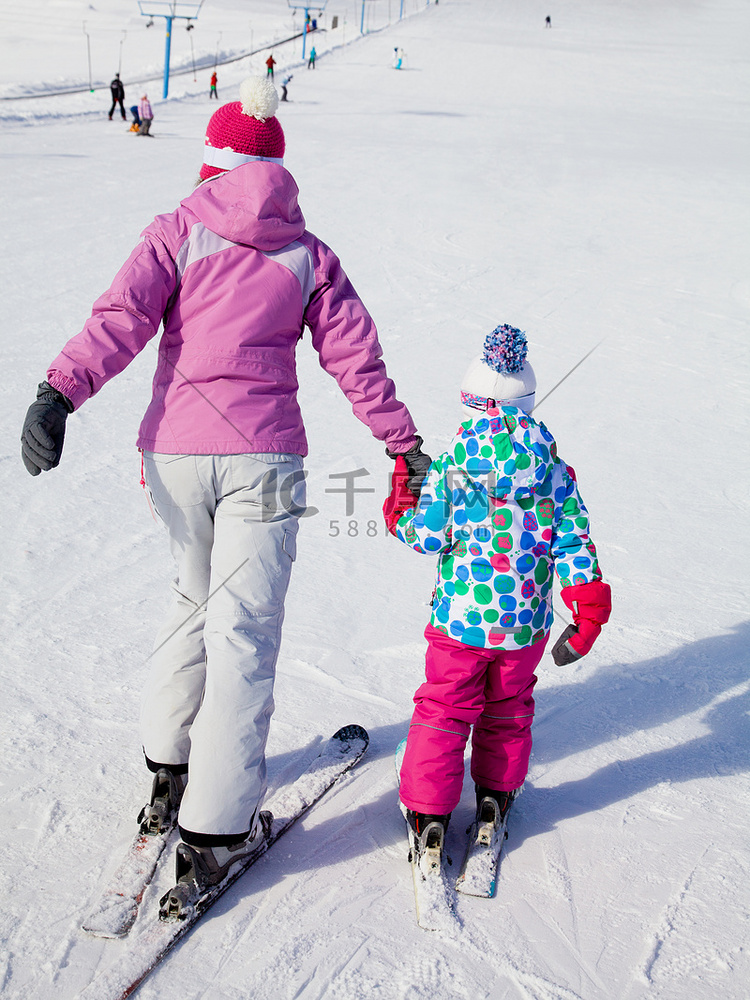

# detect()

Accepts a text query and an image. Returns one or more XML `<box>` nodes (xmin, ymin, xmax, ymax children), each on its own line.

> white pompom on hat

<box><xmin>460</xmin><ymin>325</ymin><xmax>536</xmax><ymax>416</ymax></box>
<box><xmin>200</xmin><ymin>76</ymin><xmax>285</xmax><ymax>180</ymax></box>
<box><xmin>238</xmin><ymin>76</ymin><xmax>279</xmax><ymax>119</ymax></box>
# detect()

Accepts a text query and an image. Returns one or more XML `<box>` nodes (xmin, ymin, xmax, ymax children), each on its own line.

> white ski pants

<box><xmin>140</xmin><ymin>452</ymin><xmax>303</xmax><ymax>840</ymax></box>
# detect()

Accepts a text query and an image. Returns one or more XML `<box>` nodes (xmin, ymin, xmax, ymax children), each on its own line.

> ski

<box><xmin>455</xmin><ymin>790</ymin><xmax>518</xmax><ymax>898</ymax></box>
<box><xmin>76</xmin><ymin>725</ymin><xmax>369</xmax><ymax>1000</ymax></box>
<box><xmin>81</xmin><ymin>825</ymin><xmax>178</xmax><ymax>938</ymax></box>
<box><xmin>404</xmin><ymin>811</ymin><xmax>458</xmax><ymax>932</ymax></box>
<box><xmin>395</xmin><ymin>739</ymin><xmax>458</xmax><ymax>933</ymax></box>
<box><xmin>82</xmin><ymin>769</ymin><xmax>184</xmax><ymax>938</ymax></box>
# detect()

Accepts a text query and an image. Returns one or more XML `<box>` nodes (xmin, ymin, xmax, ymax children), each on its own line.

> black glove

<box><xmin>551</xmin><ymin>625</ymin><xmax>582</xmax><ymax>666</ymax></box>
<box><xmin>386</xmin><ymin>435</ymin><xmax>432</xmax><ymax>496</ymax></box>
<box><xmin>21</xmin><ymin>381</ymin><xmax>74</xmax><ymax>476</ymax></box>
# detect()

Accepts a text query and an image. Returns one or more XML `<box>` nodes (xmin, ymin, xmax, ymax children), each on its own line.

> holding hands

<box><xmin>386</xmin><ymin>435</ymin><xmax>432</xmax><ymax>496</ymax></box>
<box><xmin>383</xmin><ymin>455</ymin><xmax>420</xmax><ymax>535</ymax></box>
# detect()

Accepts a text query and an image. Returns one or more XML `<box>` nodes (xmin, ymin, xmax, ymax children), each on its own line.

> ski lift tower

<box><xmin>138</xmin><ymin>0</ymin><xmax>204</xmax><ymax>99</ymax></box>
<box><xmin>286</xmin><ymin>1</ymin><xmax>328</xmax><ymax>63</ymax></box>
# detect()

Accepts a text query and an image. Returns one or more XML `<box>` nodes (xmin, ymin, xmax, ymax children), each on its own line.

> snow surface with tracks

<box><xmin>1</xmin><ymin>0</ymin><xmax>748</xmax><ymax>997</ymax></box>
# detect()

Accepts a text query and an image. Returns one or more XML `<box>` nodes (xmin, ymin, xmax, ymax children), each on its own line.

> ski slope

<box><xmin>1</xmin><ymin>0</ymin><xmax>749</xmax><ymax>997</ymax></box>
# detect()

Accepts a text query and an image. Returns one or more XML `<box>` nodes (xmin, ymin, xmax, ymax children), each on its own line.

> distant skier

<box><xmin>545</xmin><ymin>15</ymin><xmax>552</xmax><ymax>27</ymax></box>
<box><xmin>138</xmin><ymin>93</ymin><xmax>154</xmax><ymax>135</ymax></box>
<box><xmin>392</xmin><ymin>47</ymin><xmax>405</xmax><ymax>70</ymax></box>
<box><xmin>307</xmin><ymin>46</ymin><xmax>316</xmax><ymax>69</ymax></box>
<box><xmin>281</xmin><ymin>74</ymin><xmax>293</xmax><ymax>102</ymax></box>
<box><xmin>265</xmin><ymin>53</ymin><xmax>276</xmax><ymax>78</ymax></box>
<box><xmin>128</xmin><ymin>104</ymin><xmax>141</xmax><ymax>132</ymax></box>
<box><xmin>21</xmin><ymin>76</ymin><xmax>428</xmax><ymax>897</ymax></box>
<box><xmin>108</xmin><ymin>73</ymin><xmax>126</xmax><ymax>120</ymax></box>
<box><xmin>210</xmin><ymin>70</ymin><xmax>218</xmax><ymax>99</ymax></box>
<box><xmin>384</xmin><ymin>325</ymin><xmax>611</xmax><ymax>855</ymax></box>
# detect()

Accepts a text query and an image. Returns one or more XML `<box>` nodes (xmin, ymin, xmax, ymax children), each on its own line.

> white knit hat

<box><xmin>460</xmin><ymin>325</ymin><xmax>536</xmax><ymax>417</ymax></box>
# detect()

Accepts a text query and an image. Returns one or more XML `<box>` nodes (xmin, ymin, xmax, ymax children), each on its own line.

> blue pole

<box><xmin>162</xmin><ymin>15</ymin><xmax>173</xmax><ymax>98</ymax></box>
<box><xmin>399</xmin><ymin>0</ymin><xmax>403</xmax><ymax>19</ymax></box>
<box><xmin>301</xmin><ymin>6</ymin><xmax>308</xmax><ymax>61</ymax></box>
<box><xmin>360</xmin><ymin>0</ymin><xmax>365</xmax><ymax>34</ymax></box>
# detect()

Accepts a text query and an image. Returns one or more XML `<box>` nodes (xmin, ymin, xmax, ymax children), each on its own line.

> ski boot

<box><xmin>137</xmin><ymin>768</ymin><xmax>186</xmax><ymax>837</ymax></box>
<box><xmin>406</xmin><ymin>810</ymin><xmax>450</xmax><ymax>878</ymax></box>
<box><xmin>473</xmin><ymin>785</ymin><xmax>521</xmax><ymax>845</ymax></box>
<box><xmin>160</xmin><ymin>812</ymin><xmax>272</xmax><ymax>921</ymax></box>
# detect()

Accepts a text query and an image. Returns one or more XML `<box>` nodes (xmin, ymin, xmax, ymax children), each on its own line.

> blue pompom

<box><xmin>483</xmin><ymin>324</ymin><xmax>528</xmax><ymax>374</ymax></box>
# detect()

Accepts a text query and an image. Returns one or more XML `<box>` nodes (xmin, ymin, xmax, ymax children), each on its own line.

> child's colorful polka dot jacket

<box><xmin>393</xmin><ymin>405</ymin><xmax>602</xmax><ymax>651</ymax></box>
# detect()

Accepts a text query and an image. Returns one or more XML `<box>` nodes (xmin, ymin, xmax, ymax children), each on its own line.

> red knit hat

<box><xmin>200</xmin><ymin>77</ymin><xmax>285</xmax><ymax>180</ymax></box>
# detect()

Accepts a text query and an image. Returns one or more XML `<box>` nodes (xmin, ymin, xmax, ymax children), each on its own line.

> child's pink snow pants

<box><xmin>399</xmin><ymin>624</ymin><xmax>547</xmax><ymax>815</ymax></box>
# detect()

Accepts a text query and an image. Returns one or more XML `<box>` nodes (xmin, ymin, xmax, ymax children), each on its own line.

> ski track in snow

<box><xmin>641</xmin><ymin>851</ymin><xmax>708</xmax><ymax>986</ymax></box>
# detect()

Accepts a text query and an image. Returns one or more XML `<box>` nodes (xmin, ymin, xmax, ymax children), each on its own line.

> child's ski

<box><xmin>455</xmin><ymin>791</ymin><xmax>516</xmax><ymax>897</ymax></box>
<box><xmin>404</xmin><ymin>812</ymin><xmax>457</xmax><ymax>932</ymax></box>
<box><xmin>77</xmin><ymin>725</ymin><xmax>369</xmax><ymax>1000</ymax></box>
<box><xmin>395</xmin><ymin>739</ymin><xmax>458</xmax><ymax>933</ymax></box>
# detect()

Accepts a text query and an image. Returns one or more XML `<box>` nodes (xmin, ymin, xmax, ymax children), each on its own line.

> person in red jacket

<box><xmin>265</xmin><ymin>54</ymin><xmax>276</xmax><ymax>78</ymax></box>
<box><xmin>209</xmin><ymin>70</ymin><xmax>218</xmax><ymax>99</ymax></box>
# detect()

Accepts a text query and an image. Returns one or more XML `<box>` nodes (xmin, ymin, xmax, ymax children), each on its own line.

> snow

<box><xmin>1</xmin><ymin>0</ymin><xmax>749</xmax><ymax>997</ymax></box>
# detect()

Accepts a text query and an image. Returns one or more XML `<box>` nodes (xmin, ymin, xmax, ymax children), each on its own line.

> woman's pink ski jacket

<box><xmin>47</xmin><ymin>161</ymin><xmax>418</xmax><ymax>456</ymax></box>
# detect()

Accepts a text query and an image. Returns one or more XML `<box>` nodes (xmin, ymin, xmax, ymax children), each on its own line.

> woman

<box><xmin>21</xmin><ymin>77</ymin><xmax>430</xmax><ymax>895</ymax></box>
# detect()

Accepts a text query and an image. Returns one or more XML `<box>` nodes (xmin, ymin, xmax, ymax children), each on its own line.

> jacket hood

<box><xmin>181</xmin><ymin>161</ymin><xmax>306</xmax><ymax>251</ymax></box>
<box><xmin>451</xmin><ymin>405</ymin><xmax>559</xmax><ymax>499</ymax></box>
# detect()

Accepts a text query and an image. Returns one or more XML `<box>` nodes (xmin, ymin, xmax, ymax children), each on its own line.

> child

<box><xmin>384</xmin><ymin>325</ymin><xmax>611</xmax><ymax>856</ymax></box>
<box><xmin>138</xmin><ymin>93</ymin><xmax>153</xmax><ymax>135</ymax></box>
<box><xmin>21</xmin><ymin>77</ymin><xmax>429</xmax><ymax>904</ymax></box>
<box><xmin>128</xmin><ymin>104</ymin><xmax>141</xmax><ymax>132</ymax></box>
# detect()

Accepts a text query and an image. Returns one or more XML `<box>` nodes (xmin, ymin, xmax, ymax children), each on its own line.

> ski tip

<box><xmin>332</xmin><ymin>724</ymin><xmax>369</xmax><ymax>748</ymax></box>
<box><xmin>394</xmin><ymin>737</ymin><xmax>407</xmax><ymax>783</ymax></box>
<box><xmin>81</xmin><ymin>920</ymin><xmax>132</xmax><ymax>939</ymax></box>
<box><xmin>455</xmin><ymin>872</ymin><xmax>497</xmax><ymax>898</ymax></box>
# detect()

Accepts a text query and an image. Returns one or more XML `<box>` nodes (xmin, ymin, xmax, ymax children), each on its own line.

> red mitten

<box><xmin>383</xmin><ymin>455</ymin><xmax>419</xmax><ymax>535</ymax></box>
<box><xmin>552</xmin><ymin>580</ymin><xmax>612</xmax><ymax>665</ymax></box>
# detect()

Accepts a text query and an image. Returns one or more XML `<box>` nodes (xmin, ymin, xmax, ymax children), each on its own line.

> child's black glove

<box><xmin>21</xmin><ymin>381</ymin><xmax>74</xmax><ymax>476</ymax></box>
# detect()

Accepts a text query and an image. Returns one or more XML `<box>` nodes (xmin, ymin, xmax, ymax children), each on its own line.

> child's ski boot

<box><xmin>406</xmin><ymin>810</ymin><xmax>450</xmax><ymax>878</ymax></box>
<box><xmin>474</xmin><ymin>785</ymin><xmax>519</xmax><ymax>840</ymax></box>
